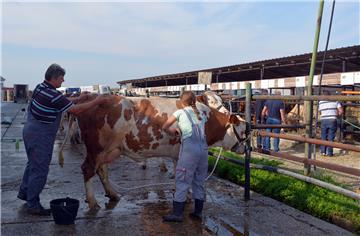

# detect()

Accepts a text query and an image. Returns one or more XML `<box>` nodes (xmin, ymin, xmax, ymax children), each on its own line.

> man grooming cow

<box><xmin>17</xmin><ymin>63</ymin><xmax>111</xmax><ymax>216</ymax></box>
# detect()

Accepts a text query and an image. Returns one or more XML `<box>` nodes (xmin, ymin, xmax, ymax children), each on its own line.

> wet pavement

<box><xmin>1</xmin><ymin>102</ymin><xmax>354</xmax><ymax>236</ymax></box>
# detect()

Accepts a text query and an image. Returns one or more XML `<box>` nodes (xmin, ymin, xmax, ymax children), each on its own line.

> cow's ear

<box><xmin>229</xmin><ymin>114</ymin><xmax>241</xmax><ymax>125</ymax></box>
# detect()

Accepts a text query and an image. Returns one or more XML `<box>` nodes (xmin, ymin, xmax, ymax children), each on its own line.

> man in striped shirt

<box><xmin>318</xmin><ymin>90</ymin><xmax>343</xmax><ymax>157</ymax></box>
<box><xmin>18</xmin><ymin>63</ymin><xmax>111</xmax><ymax>216</ymax></box>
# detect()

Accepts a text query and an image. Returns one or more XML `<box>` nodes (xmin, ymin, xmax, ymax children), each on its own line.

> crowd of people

<box><xmin>255</xmin><ymin>89</ymin><xmax>343</xmax><ymax>155</ymax></box>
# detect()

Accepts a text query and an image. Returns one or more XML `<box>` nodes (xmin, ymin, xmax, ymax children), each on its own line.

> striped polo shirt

<box><xmin>318</xmin><ymin>101</ymin><xmax>341</xmax><ymax>120</ymax></box>
<box><xmin>29</xmin><ymin>81</ymin><xmax>73</xmax><ymax>123</ymax></box>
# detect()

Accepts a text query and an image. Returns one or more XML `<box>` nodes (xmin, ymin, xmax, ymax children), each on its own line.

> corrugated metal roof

<box><xmin>117</xmin><ymin>45</ymin><xmax>360</xmax><ymax>87</ymax></box>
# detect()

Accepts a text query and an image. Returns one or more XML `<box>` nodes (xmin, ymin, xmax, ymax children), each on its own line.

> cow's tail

<box><xmin>58</xmin><ymin>114</ymin><xmax>75</xmax><ymax>167</ymax></box>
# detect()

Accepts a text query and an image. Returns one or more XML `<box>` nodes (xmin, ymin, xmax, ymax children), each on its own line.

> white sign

<box><xmin>231</xmin><ymin>82</ymin><xmax>238</xmax><ymax>90</ymax></box>
<box><xmin>354</xmin><ymin>72</ymin><xmax>360</xmax><ymax>83</ymax></box>
<box><xmin>341</xmin><ymin>72</ymin><xmax>354</xmax><ymax>85</ymax></box>
<box><xmin>225</xmin><ymin>83</ymin><xmax>231</xmax><ymax>90</ymax></box>
<box><xmin>312</xmin><ymin>75</ymin><xmax>319</xmax><ymax>86</ymax></box>
<box><xmin>268</xmin><ymin>80</ymin><xmax>275</xmax><ymax>88</ymax></box>
<box><xmin>239</xmin><ymin>82</ymin><xmax>245</xmax><ymax>89</ymax></box>
<box><xmin>261</xmin><ymin>80</ymin><xmax>269</xmax><ymax>89</ymax></box>
<box><xmin>198</xmin><ymin>72</ymin><xmax>212</xmax><ymax>85</ymax></box>
<box><xmin>278</xmin><ymin>79</ymin><xmax>285</xmax><ymax>88</ymax></box>
<box><xmin>250</xmin><ymin>81</ymin><xmax>256</xmax><ymax>88</ymax></box>
<box><xmin>295</xmin><ymin>76</ymin><xmax>305</xmax><ymax>87</ymax></box>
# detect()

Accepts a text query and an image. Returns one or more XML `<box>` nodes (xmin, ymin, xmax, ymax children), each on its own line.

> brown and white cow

<box><xmin>70</xmin><ymin>94</ymin><xmax>245</xmax><ymax>209</ymax></box>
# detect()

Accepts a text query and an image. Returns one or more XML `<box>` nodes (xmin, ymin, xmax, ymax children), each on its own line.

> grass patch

<box><xmin>208</xmin><ymin>149</ymin><xmax>360</xmax><ymax>233</ymax></box>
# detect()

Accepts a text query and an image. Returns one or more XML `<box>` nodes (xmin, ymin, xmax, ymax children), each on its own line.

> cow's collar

<box><xmin>216</xmin><ymin>104</ymin><xmax>225</xmax><ymax>111</ymax></box>
<box><xmin>225</xmin><ymin>123</ymin><xmax>246</xmax><ymax>152</ymax></box>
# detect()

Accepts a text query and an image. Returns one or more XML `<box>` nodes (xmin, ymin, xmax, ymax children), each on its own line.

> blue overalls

<box><xmin>19</xmin><ymin>108</ymin><xmax>61</xmax><ymax>209</ymax></box>
<box><xmin>174</xmin><ymin>109</ymin><xmax>208</xmax><ymax>202</ymax></box>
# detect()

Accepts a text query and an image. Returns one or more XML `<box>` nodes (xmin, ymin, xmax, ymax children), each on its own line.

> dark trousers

<box><xmin>320</xmin><ymin>119</ymin><xmax>337</xmax><ymax>156</ymax></box>
<box><xmin>19</xmin><ymin>111</ymin><xmax>58</xmax><ymax>209</ymax></box>
<box><xmin>264</xmin><ymin>117</ymin><xmax>281</xmax><ymax>152</ymax></box>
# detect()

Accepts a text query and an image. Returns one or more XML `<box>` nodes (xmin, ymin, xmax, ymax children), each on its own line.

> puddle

<box><xmin>204</xmin><ymin>216</ymin><xmax>255</xmax><ymax>236</ymax></box>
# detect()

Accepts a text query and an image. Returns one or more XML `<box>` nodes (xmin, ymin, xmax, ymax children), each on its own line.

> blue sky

<box><xmin>1</xmin><ymin>1</ymin><xmax>359</xmax><ymax>89</ymax></box>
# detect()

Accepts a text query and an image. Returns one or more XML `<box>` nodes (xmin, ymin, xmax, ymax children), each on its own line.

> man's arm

<box><xmin>280</xmin><ymin>109</ymin><xmax>286</xmax><ymax>124</ymax></box>
<box><xmin>67</xmin><ymin>95</ymin><xmax>111</xmax><ymax>116</ymax></box>
<box><xmin>337</xmin><ymin>106</ymin><xmax>344</xmax><ymax>116</ymax></box>
<box><xmin>261</xmin><ymin>106</ymin><xmax>268</xmax><ymax>118</ymax></box>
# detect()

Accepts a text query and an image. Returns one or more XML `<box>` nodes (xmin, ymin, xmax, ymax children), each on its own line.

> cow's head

<box><xmin>205</xmin><ymin>107</ymin><xmax>246</xmax><ymax>154</ymax></box>
<box><xmin>202</xmin><ymin>91</ymin><xmax>229</xmax><ymax>114</ymax></box>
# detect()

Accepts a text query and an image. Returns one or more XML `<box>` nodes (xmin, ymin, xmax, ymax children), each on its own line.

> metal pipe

<box><xmin>253</xmin><ymin>95</ymin><xmax>360</xmax><ymax>102</ymax></box>
<box><xmin>305</xmin><ymin>0</ymin><xmax>324</xmax><ymax>174</ymax></box>
<box><xmin>258</xmin><ymin>131</ymin><xmax>360</xmax><ymax>152</ymax></box>
<box><xmin>244</xmin><ymin>83</ymin><xmax>252</xmax><ymax>201</ymax></box>
<box><xmin>254</xmin><ymin>148</ymin><xmax>360</xmax><ymax>177</ymax></box>
<box><xmin>208</xmin><ymin>151</ymin><xmax>360</xmax><ymax>201</ymax></box>
<box><xmin>252</xmin><ymin>124</ymin><xmax>306</xmax><ymax>129</ymax></box>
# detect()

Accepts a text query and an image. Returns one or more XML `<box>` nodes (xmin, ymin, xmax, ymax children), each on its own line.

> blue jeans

<box><xmin>264</xmin><ymin>117</ymin><xmax>281</xmax><ymax>152</ymax></box>
<box><xmin>320</xmin><ymin>119</ymin><xmax>337</xmax><ymax>156</ymax></box>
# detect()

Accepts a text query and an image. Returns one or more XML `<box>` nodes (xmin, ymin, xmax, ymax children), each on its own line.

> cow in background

<box><xmin>69</xmin><ymin>94</ymin><xmax>245</xmax><ymax>209</ymax></box>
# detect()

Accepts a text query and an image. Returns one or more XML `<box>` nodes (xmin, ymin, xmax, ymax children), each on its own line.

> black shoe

<box><xmin>26</xmin><ymin>206</ymin><xmax>51</xmax><ymax>216</ymax></box>
<box><xmin>163</xmin><ymin>201</ymin><xmax>185</xmax><ymax>222</ymax></box>
<box><xmin>189</xmin><ymin>199</ymin><xmax>204</xmax><ymax>221</ymax></box>
<box><xmin>17</xmin><ymin>192</ymin><xmax>27</xmax><ymax>201</ymax></box>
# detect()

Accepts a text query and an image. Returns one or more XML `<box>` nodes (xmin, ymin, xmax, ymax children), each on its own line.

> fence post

<box><xmin>244</xmin><ymin>82</ymin><xmax>252</xmax><ymax>200</ymax></box>
<box><xmin>304</xmin><ymin>0</ymin><xmax>324</xmax><ymax>176</ymax></box>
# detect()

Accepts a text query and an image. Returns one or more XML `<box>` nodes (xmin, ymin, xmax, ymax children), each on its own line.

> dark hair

<box><xmin>45</xmin><ymin>64</ymin><xmax>65</xmax><ymax>81</ymax></box>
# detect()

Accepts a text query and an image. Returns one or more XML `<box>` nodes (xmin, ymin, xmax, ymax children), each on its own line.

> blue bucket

<box><xmin>50</xmin><ymin>197</ymin><xmax>79</xmax><ymax>225</ymax></box>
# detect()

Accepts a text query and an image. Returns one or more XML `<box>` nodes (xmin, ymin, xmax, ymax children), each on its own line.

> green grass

<box><xmin>208</xmin><ymin>148</ymin><xmax>360</xmax><ymax>234</ymax></box>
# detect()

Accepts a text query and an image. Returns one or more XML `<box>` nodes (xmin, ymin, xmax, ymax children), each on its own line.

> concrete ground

<box><xmin>1</xmin><ymin>102</ymin><xmax>355</xmax><ymax>236</ymax></box>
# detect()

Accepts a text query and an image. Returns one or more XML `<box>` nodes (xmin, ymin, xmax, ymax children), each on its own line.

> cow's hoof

<box><xmin>105</xmin><ymin>194</ymin><xmax>120</xmax><ymax>201</ymax></box>
<box><xmin>88</xmin><ymin>202</ymin><xmax>101</xmax><ymax>210</ymax></box>
<box><xmin>142</xmin><ymin>165</ymin><xmax>147</xmax><ymax>170</ymax></box>
<box><xmin>169</xmin><ymin>174</ymin><xmax>175</xmax><ymax>179</ymax></box>
<box><xmin>105</xmin><ymin>200</ymin><xmax>120</xmax><ymax>210</ymax></box>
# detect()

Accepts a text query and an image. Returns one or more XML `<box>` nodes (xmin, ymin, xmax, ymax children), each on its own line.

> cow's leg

<box><xmin>85</xmin><ymin>178</ymin><xmax>100</xmax><ymax>209</ymax></box>
<box><xmin>97</xmin><ymin>164</ymin><xmax>120</xmax><ymax>201</ymax></box>
<box><xmin>82</xmin><ymin>158</ymin><xmax>100</xmax><ymax>209</ymax></box>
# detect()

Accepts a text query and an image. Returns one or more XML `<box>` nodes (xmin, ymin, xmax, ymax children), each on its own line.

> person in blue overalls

<box><xmin>17</xmin><ymin>63</ymin><xmax>111</xmax><ymax>216</ymax></box>
<box><xmin>162</xmin><ymin>91</ymin><xmax>208</xmax><ymax>222</ymax></box>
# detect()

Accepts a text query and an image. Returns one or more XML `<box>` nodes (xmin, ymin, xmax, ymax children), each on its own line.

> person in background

<box><xmin>255</xmin><ymin>89</ymin><xmax>268</xmax><ymax>148</ymax></box>
<box><xmin>162</xmin><ymin>91</ymin><xmax>208</xmax><ymax>222</ymax></box>
<box><xmin>318</xmin><ymin>90</ymin><xmax>343</xmax><ymax>157</ymax></box>
<box><xmin>18</xmin><ymin>63</ymin><xmax>111</xmax><ymax>216</ymax></box>
<box><xmin>261</xmin><ymin>91</ymin><xmax>286</xmax><ymax>152</ymax></box>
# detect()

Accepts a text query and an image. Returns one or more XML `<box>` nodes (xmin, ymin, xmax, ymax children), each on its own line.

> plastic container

<box><xmin>50</xmin><ymin>197</ymin><xmax>79</xmax><ymax>225</ymax></box>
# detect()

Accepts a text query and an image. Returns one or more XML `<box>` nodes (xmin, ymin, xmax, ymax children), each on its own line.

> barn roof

<box><xmin>117</xmin><ymin>45</ymin><xmax>360</xmax><ymax>88</ymax></box>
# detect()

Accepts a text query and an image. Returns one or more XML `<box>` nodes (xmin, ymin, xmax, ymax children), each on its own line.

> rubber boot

<box><xmin>163</xmin><ymin>201</ymin><xmax>185</xmax><ymax>222</ymax></box>
<box><xmin>189</xmin><ymin>199</ymin><xmax>204</xmax><ymax>220</ymax></box>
